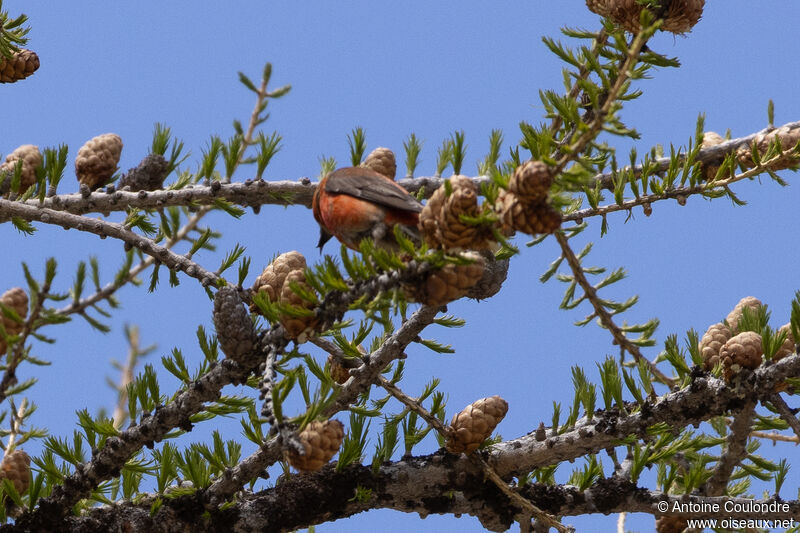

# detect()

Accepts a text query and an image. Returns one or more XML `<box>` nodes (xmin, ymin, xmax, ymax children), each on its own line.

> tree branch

<box><xmin>0</xmin><ymin>199</ymin><xmax>219</xmax><ymax>287</ymax></box>
<box><xmin>553</xmin><ymin>230</ymin><xmax>675</xmax><ymax>388</ymax></box>
<box><xmin>702</xmin><ymin>399</ymin><xmax>756</xmax><ymax>496</ymax></box>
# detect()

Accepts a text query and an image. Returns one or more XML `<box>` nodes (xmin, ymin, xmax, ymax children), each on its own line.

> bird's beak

<box><xmin>317</xmin><ymin>226</ymin><xmax>334</xmax><ymax>252</ymax></box>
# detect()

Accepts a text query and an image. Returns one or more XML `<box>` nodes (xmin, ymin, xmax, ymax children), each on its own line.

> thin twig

<box><xmin>475</xmin><ymin>455</ymin><xmax>572</xmax><ymax>533</ymax></box>
<box><xmin>375</xmin><ymin>374</ymin><xmax>567</xmax><ymax>530</ymax></box>
<box><xmin>0</xmin><ymin>274</ymin><xmax>51</xmax><ymax>404</ymax></box>
<box><xmin>564</xmin><ymin>147</ymin><xmax>799</xmax><ymax>224</ymax></box>
<box><xmin>749</xmin><ymin>430</ymin><xmax>799</xmax><ymax>444</ymax></box>
<box><xmin>553</xmin><ymin>230</ymin><xmax>675</xmax><ymax>387</ymax></box>
<box><xmin>766</xmin><ymin>394</ymin><xmax>800</xmax><ymax>441</ymax></box>
<box><xmin>56</xmin><ymin>205</ymin><xmax>210</xmax><ymax>318</ymax></box>
<box><xmin>4</xmin><ymin>398</ymin><xmax>26</xmax><ymax>451</ymax></box>
<box><xmin>0</xmin><ymin>199</ymin><xmax>219</xmax><ymax>287</ymax></box>
<box><xmin>548</xmin><ymin>30</ymin><xmax>608</xmax><ymax>140</ymax></box>
<box><xmin>111</xmin><ymin>325</ymin><xmax>155</xmax><ymax>429</ymax></box>
<box><xmin>112</xmin><ymin>328</ymin><xmax>139</xmax><ymax>429</ymax></box>
<box><xmin>377</xmin><ymin>376</ymin><xmax>453</xmax><ymax>439</ymax></box>
<box><xmin>587</xmin><ymin>120</ymin><xmax>800</xmax><ymax>191</ymax></box>
<box><xmin>553</xmin><ymin>30</ymin><xmax>648</xmax><ymax>175</ymax></box>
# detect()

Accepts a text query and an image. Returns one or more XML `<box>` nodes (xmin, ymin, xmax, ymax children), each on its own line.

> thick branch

<box><xmin>488</xmin><ymin>357</ymin><xmax>800</xmax><ymax>477</ymax></box>
<box><xmin>12</xmin><ymin>356</ymin><xmax>800</xmax><ymax>531</ymax></box>
<box><xmin>14</xmin><ymin>463</ymin><xmax>800</xmax><ymax>533</ymax></box>
<box><xmin>0</xmin><ymin>122</ymin><xmax>795</xmax><ymax>224</ymax></box>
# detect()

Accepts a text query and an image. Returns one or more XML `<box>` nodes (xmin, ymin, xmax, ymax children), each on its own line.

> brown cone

<box><xmin>420</xmin><ymin>176</ymin><xmax>493</xmax><ymax>251</ymax></box>
<box><xmin>327</xmin><ymin>354</ymin><xmax>351</xmax><ymax>385</ymax></box>
<box><xmin>720</xmin><ymin>331</ymin><xmax>763</xmax><ymax>381</ymax></box>
<box><xmin>286</xmin><ymin>420</ymin><xmax>345</xmax><ymax>472</ymax></box>
<box><xmin>446</xmin><ymin>396</ymin><xmax>508</xmax><ymax>454</ymax></box>
<box><xmin>773</xmin><ymin>324</ymin><xmax>796</xmax><ymax>362</ymax></box>
<box><xmin>509</xmin><ymin>160</ymin><xmax>553</xmax><ymax>203</ymax></box>
<box><xmin>0</xmin><ymin>288</ymin><xmax>28</xmax><ymax>354</ymax></box>
<box><xmin>701</xmin><ymin>131</ymin><xmax>724</xmax><ymax>181</ymax></box>
<box><xmin>0</xmin><ymin>450</ymin><xmax>30</xmax><ymax>495</ymax></box>
<box><xmin>441</xmin><ymin>176</ymin><xmax>493</xmax><ymax>250</ymax></box>
<box><xmin>418</xmin><ymin>184</ymin><xmax>446</xmax><ymax>248</ymax></box>
<box><xmin>725</xmin><ymin>296</ymin><xmax>762</xmax><ymax>334</ymax></box>
<box><xmin>361</xmin><ymin>147</ymin><xmax>397</xmax><ymax>180</ymax></box>
<box><xmin>407</xmin><ymin>252</ymin><xmax>486</xmax><ymax>307</ymax></box>
<box><xmin>585</xmin><ymin>0</ymin><xmax>704</xmax><ymax>34</ymax></box>
<box><xmin>251</xmin><ymin>251</ymin><xmax>307</xmax><ymax>309</ymax></box>
<box><xmin>699</xmin><ymin>322</ymin><xmax>732</xmax><ymax>371</ymax></box>
<box><xmin>496</xmin><ymin>190</ymin><xmax>561</xmax><ymax>236</ymax></box>
<box><xmin>75</xmin><ymin>133</ymin><xmax>123</xmax><ymax>190</ymax></box>
<box><xmin>1</xmin><ymin>145</ymin><xmax>43</xmax><ymax>192</ymax></box>
<box><xmin>702</xmin><ymin>132</ymin><xmax>724</xmax><ymax>148</ymax></box>
<box><xmin>0</xmin><ymin>49</ymin><xmax>39</xmax><ymax>83</ymax></box>
<box><xmin>279</xmin><ymin>269</ymin><xmax>318</xmax><ymax>341</ymax></box>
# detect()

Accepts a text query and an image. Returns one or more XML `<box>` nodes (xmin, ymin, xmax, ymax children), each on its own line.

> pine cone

<box><xmin>496</xmin><ymin>190</ymin><xmax>561</xmax><ymax>236</ymax></box>
<box><xmin>361</xmin><ymin>147</ymin><xmax>396</xmax><ymax>180</ymax></box>
<box><xmin>420</xmin><ymin>176</ymin><xmax>493</xmax><ymax>250</ymax></box>
<box><xmin>440</xmin><ymin>176</ymin><xmax>491</xmax><ymax>249</ymax></box>
<box><xmin>279</xmin><ymin>269</ymin><xmax>318</xmax><ymax>341</ymax></box>
<box><xmin>494</xmin><ymin>189</ymin><xmax>516</xmax><ymax>236</ymax></box>
<box><xmin>701</xmin><ymin>131</ymin><xmax>724</xmax><ymax>181</ymax></box>
<box><xmin>655</xmin><ymin>515</ymin><xmax>688</xmax><ymax>533</ymax></box>
<box><xmin>251</xmin><ymin>251</ymin><xmax>307</xmax><ymax>308</ymax></box>
<box><xmin>0</xmin><ymin>287</ymin><xmax>28</xmax><ymax>353</ymax></box>
<box><xmin>213</xmin><ymin>287</ymin><xmax>257</xmax><ymax>365</ymax></box>
<box><xmin>117</xmin><ymin>153</ymin><xmax>170</xmax><ymax>191</ymax></box>
<box><xmin>446</xmin><ymin>396</ymin><xmax>508</xmax><ymax>454</ymax></box>
<box><xmin>1</xmin><ymin>145</ymin><xmax>43</xmax><ymax>193</ymax></box>
<box><xmin>702</xmin><ymin>132</ymin><xmax>724</xmax><ymax>148</ymax></box>
<box><xmin>0</xmin><ymin>450</ymin><xmax>30</xmax><ymax>495</ymax></box>
<box><xmin>0</xmin><ymin>49</ymin><xmax>39</xmax><ymax>83</ymax></box>
<box><xmin>725</xmin><ymin>296</ymin><xmax>762</xmax><ymax>333</ymax></box>
<box><xmin>418</xmin><ymin>184</ymin><xmax>446</xmax><ymax>248</ymax></box>
<box><xmin>719</xmin><ymin>331</ymin><xmax>763</xmax><ymax>381</ymax></box>
<box><xmin>75</xmin><ymin>133</ymin><xmax>123</xmax><ymax>190</ymax></box>
<box><xmin>585</xmin><ymin>0</ymin><xmax>704</xmax><ymax>34</ymax></box>
<box><xmin>699</xmin><ymin>322</ymin><xmax>732</xmax><ymax>371</ymax></box>
<box><xmin>327</xmin><ymin>354</ymin><xmax>351</xmax><ymax>385</ymax></box>
<box><xmin>407</xmin><ymin>252</ymin><xmax>486</xmax><ymax>307</ymax></box>
<box><xmin>286</xmin><ymin>419</ymin><xmax>345</xmax><ymax>472</ymax></box>
<box><xmin>773</xmin><ymin>323</ymin><xmax>796</xmax><ymax>362</ymax></box>
<box><xmin>509</xmin><ymin>160</ymin><xmax>553</xmax><ymax>203</ymax></box>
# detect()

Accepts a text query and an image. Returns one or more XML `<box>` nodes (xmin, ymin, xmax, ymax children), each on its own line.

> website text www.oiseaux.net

<box><xmin>660</xmin><ymin>499</ymin><xmax>795</xmax><ymax>530</ymax></box>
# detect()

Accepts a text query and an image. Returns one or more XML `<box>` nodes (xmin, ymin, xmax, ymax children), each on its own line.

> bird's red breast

<box><xmin>312</xmin><ymin>167</ymin><xmax>422</xmax><ymax>250</ymax></box>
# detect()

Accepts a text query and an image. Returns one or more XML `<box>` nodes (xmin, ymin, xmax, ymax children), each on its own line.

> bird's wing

<box><xmin>325</xmin><ymin>168</ymin><xmax>422</xmax><ymax>213</ymax></box>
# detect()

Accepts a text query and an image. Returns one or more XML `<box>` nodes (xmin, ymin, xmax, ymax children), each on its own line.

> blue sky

<box><xmin>3</xmin><ymin>2</ymin><xmax>800</xmax><ymax>531</ymax></box>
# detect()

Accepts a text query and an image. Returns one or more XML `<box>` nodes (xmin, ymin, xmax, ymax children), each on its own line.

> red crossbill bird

<box><xmin>312</xmin><ymin>167</ymin><xmax>422</xmax><ymax>251</ymax></box>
